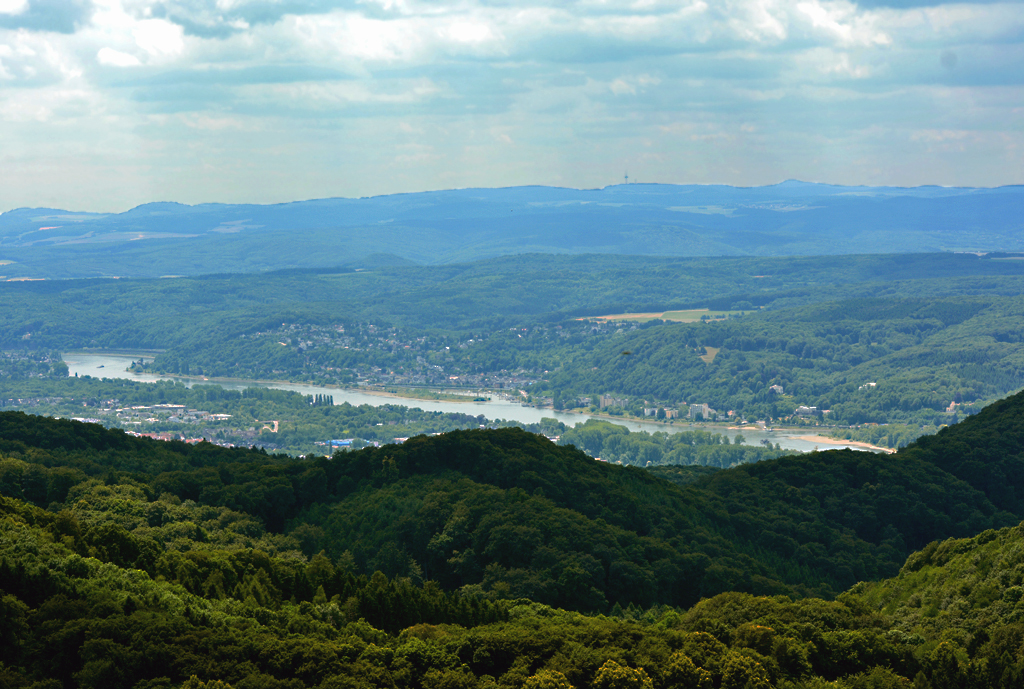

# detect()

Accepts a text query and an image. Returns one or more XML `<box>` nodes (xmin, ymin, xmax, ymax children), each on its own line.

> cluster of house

<box><xmin>688</xmin><ymin>403</ymin><xmax>718</xmax><ymax>421</ymax></box>
<box><xmin>568</xmin><ymin>393</ymin><xmax>730</xmax><ymax>422</ymax></box>
<box><xmin>642</xmin><ymin>407</ymin><xmax>681</xmax><ymax>418</ymax></box>
<box><xmin>314</xmin><ymin>438</ymin><xmax>384</xmax><ymax>449</ymax></box>
<box><xmin>794</xmin><ymin>406</ymin><xmax>832</xmax><ymax>418</ymax></box>
<box><xmin>639</xmin><ymin>403</ymin><xmax>727</xmax><ymax>421</ymax></box>
<box><xmin>114</xmin><ymin>404</ymin><xmax>233</xmax><ymax>424</ymax></box>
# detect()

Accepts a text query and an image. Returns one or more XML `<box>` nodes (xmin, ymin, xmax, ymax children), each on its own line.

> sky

<box><xmin>0</xmin><ymin>0</ymin><xmax>1022</xmax><ymax>211</ymax></box>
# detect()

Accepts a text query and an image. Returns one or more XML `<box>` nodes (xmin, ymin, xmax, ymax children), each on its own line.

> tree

<box><xmin>182</xmin><ymin>678</ymin><xmax>233</xmax><ymax>689</ymax></box>
<box><xmin>525</xmin><ymin>670</ymin><xmax>575</xmax><ymax>689</ymax></box>
<box><xmin>593</xmin><ymin>660</ymin><xmax>653</xmax><ymax>689</ymax></box>
<box><xmin>663</xmin><ymin>653</ymin><xmax>712</xmax><ymax>689</ymax></box>
<box><xmin>719</xmin><ymin>652</ymin><xmax>771</xmax><ymax>689</ymax></box>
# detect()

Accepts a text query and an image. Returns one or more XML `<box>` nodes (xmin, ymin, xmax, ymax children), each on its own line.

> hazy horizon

<box><xmin>6</xmin><ymin>178</ymin><xmax>1024</xmax><ymax>216</ymax></box>
<box><xmin>1</xmin><ymin>0</ymin><xmax>1021</xmax><ymax>212</ymax></box>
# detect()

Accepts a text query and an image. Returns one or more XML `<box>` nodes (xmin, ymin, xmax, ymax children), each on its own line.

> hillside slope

<box><xmin>0</xmin><ymin>491</ymin><xmax>917</xmax><ymax>689</ymax></box>
<box><xmin>9</xmin><ymin>403</ymin><xmax>1024</xmax><ymax>687</ymax></box>
<box><xmin>7</xmin><ymin>384</ymin><xmax>1024</xmax><ymax>610</ymax></box>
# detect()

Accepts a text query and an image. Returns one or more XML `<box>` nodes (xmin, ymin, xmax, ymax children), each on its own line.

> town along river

<box><xmin>62</xmin><ymin>351</ymin><xmax>881</xmax><ymax>454</ymax></box>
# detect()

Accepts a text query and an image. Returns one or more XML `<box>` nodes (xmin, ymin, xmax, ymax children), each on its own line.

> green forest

<box><xmin>4</xmin><ymin>382</ymin><xmax>1024</xmax><ymax>687</ymax></box>
<box><xmin>4</xmin><ymin>250</ymin><xmax>1024</xmax><ymax>688</ymax></box>
<box><xmin>3</xmin><ymin>252</ymin><xmax>1024</xmax><ymax>433</ymax></box>
<box><xmin>4</xmin><ymin>252</ymin><xmax>1024</xmax><ymax>455</ymax></box>
<box><xmin>531</xmin><ymin>294</ymin><xmax>1024</xmax><ymax>429</ymax></box>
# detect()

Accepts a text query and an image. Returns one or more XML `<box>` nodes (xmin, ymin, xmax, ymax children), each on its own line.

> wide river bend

<box><xmin>63</xmin><ymin>351</ymin><xmax>880</xmax><ymax>454</ymax></box>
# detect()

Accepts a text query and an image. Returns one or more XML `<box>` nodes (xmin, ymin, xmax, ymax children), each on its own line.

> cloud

<box><xmin>0</xmin><ymin>0</ymin><xmax>91</xmax><ymax>33</ymax></box>
<box><xmin>0</xmin><ymin>0</ymin><xmax>1021</xmax><ymax>211</ymax></box>
<box><xmin>796</xmin><ymin>0</ymin><xmax>891</xmax><ymax>46</ymax></box>
<box><xmin>0</xmin><ymin>0</ymin><xmax>28</xmax><ymax>15</ymax></box>
<box><xmin>857</xmin><ymin>0</ymin><xmax>1023</xmax><ymax>7</ymax></box>
<box><xmin>97</xmin><ymin>46</ymin><xmax>141</xmax><ymax>65</ymax></box>
<box><xmin>133</xmin><ymin>18</ymin><xmax>185</xmax><ymax>57</ymax></box>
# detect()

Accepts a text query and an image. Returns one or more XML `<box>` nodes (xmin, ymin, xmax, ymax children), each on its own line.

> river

<box><xmin>62</xmin><ymin>351</ymin><xmax>881</xmax><ymax>454</ymax></box>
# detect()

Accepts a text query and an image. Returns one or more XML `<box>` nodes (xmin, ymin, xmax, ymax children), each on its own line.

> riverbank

<box><xmin>80</xmin><ymin>359</ymin><xmax>497</xmax><ymax>407</ymax></box>
<box><xmin>365</xmin><ymin>387</ymin><xmax>491</xmax><ymax>404</ymax></box>
<box><xmin>795</xmin><ymin>434</ymin><xmax>895</xmax><ymax>454</ymax></box>
<box><xmin>61</xmin><ymin>351</ymin><xmax>882</xmax><ymax>454</ymax></box>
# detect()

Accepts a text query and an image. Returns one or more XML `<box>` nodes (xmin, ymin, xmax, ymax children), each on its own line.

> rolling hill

<box><xmin>2</xmin><ymin>182</ymin><xmax>1022</xmax><ymax>279</ymax></box>
<box><xmin>5</xmin><ymin>379</ymin><xmax>1024</xmax><ymax>610</ymax></box>
<box><xmin>5</xmin><ymin>384</ymin><xmax>1024</xmax><ymax>686</ymax></box>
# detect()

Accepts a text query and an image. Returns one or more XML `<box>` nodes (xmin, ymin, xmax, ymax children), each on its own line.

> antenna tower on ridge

<box><xmin>624</xmin><ymin>171</ymin><xmax>629</xmax><ymax>184</ymax></box>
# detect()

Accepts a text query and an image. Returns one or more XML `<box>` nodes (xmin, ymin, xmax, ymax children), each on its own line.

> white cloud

<box><xmin>0</xmin><ymin>0</ymin><xmax>1020</xmax><ymax>210</ymax></box>
<box><xmin>133</xmin><ymin>19</ymin><xmax>185</xmax><ymax>58</ymax></box>
<box><xmin>877</xmin><ymin>3</ymin><xmax>1024</xmax><ymax>42</ymax></box>
<box><xmin>0</xmin><ymin>83</ymin><xmax>97</xmax><ymax>123</ymax></box>
<box><xmin>731</xmin><ymin>0</ymin><xmax>789</xmax><ymax>43</ymax></box>
<box><xmin>609</xmin><ymin>78</ymin><xmax>635</xmax><ymax>95</ymax></box>
<box><xmin>289</xmin><ymin>12</ymin><xmax>425</xmax><ymax>65</ymax></box>
<box><xmin>442</xmin><ymin>19</ymin><xmax>496</xmax><ymax>45</ymax></box>
<box><xmin>608</xmin><ymin>73</ymin><xmax>660</xmax><ymax>95</ymax></box>
<box><xmin>796</xmin><ymin>1</ymin><xmax>890</xmax><ymax>47</ymax></box>
<box><xmin>0</xmin><ymin>0</ymin><xmax>27</xmax><ymax>16</ymax></box>
<box><xmin>97</xmin><ymin>46</ymin><xmax>141</xmax><ymax>66</ymax></box>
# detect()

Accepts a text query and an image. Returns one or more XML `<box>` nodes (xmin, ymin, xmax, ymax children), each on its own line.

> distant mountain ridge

<box><xmin>1</xmin><ymin>181</ymin><xmax>1022</xmax><ymax>279</ymax></box>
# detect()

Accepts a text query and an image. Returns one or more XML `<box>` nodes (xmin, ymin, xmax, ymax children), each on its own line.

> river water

<box><xmin>62</xmin><ymin>351</ymin><xmax>879</xmax><ymax>454</ymax></box>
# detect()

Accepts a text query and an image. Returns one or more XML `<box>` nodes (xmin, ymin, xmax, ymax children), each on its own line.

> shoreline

<box><xmin>66</xmin><ymin>353</ymin><xmax>501</xmax><ymax>406</ymax></box>
<box><xmin>352</xmin><ymin>388</ymin><xmax>488</xmax><ymax>404</ymax></box>
<box><xmin>794</xmin><ymin>434</ymin><xmax>895</xmax><ymax>454</ymax></box>
<box><xmin>63</xmin><ymin>352</ymin><xmax>896</xmax><ymax>452</ymax></box>
<box><xmin>65</xmin><ymin>348</ymin><xmax>167</xmax><ymax>357</ymax></box>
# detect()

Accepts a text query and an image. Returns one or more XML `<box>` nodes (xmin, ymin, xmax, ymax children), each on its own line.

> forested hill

<box><xmin>2</xmin><ymin>182</ymin><xmax>1022</xmax><ymax>279</ymax></box>
<box><xmin>0</xmin><ymin>410</ymin><xmax>274</xmax><ymax>475</ymax></box>
<box><xmin>4</xmin><ymin>385</ymin><xmax>1024</xmax><ymax>615</ymax></box>
<box><xmin>6</xmin><ymin>395</ymin><xmax>1024</xmax><ymax>686</ymax></box>
<box><xmin>899</xmin><ymin>391</ymin><xmax>1024</xmax><ymax>515</ymax></box>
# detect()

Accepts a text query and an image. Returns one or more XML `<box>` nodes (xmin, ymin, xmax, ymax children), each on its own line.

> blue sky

<box><xmin>0</xmin><ymin>0</ymin><xmax>1021</xmax><ymax>210</ymax></box>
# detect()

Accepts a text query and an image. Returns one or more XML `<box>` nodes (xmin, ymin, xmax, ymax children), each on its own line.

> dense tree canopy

<box><xmin>4</xmin><ymin>375</ymin><xmax>1024</xmax><ymax>688</ymax></box>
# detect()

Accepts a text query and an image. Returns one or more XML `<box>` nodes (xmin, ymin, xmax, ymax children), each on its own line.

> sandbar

<box><xmin>795</xmin><ymin>434</ymin><xmax>895</xmax><ymax>454</ymax></box>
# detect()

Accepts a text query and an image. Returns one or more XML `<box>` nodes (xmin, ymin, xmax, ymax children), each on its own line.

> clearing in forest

<box><xmin>585</xmin><ymin>309</ymin><xmax>741</xmax><ymax>323</ymax></box>
<box><xmin>700</xmin><ymin>347</ymin><xmax>720</xmax><ymax>363</ymax></box>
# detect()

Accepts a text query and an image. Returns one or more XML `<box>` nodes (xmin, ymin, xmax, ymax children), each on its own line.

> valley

<box><xmin>5</xmin><ymin>252</ymin><xmax>1024</xmax><ymax>445</ymax></box>
<box><xmin>43</xmin><ymin>350</ymin><xmax>873</xmax><ymax>456</ymax></box>
<box><xmin>4</xmin><ymin>0</ymin><xmax>1021</xmax><ymax>683</ymax></box>
<box><xmin>4</xmin><ymin>205</ymin><xmax>1024</xmax><ymax>689</ymax></box>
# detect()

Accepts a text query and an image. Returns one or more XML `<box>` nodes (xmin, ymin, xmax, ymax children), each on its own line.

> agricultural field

<box><xmin>586</xmin><ymin>308</ymin><xmax>745</xmax><ymax>323</ymax></box>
